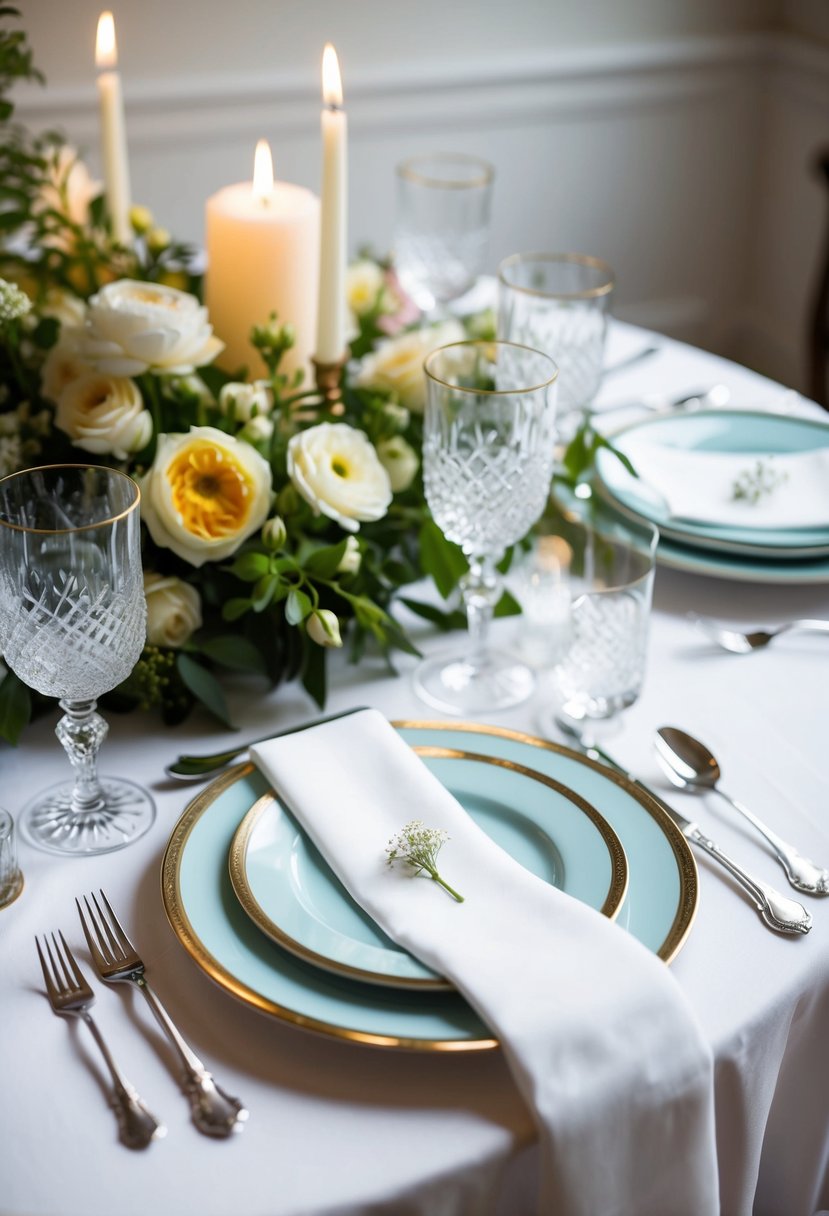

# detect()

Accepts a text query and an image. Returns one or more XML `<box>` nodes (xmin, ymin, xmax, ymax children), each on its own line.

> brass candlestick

<box><xmin>312</xmin><ymin>351</ymin><xmax>349</xmax><ymax>415</ymax></box>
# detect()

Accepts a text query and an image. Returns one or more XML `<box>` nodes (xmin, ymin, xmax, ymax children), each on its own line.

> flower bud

<box><xmin>240</xmin><ymin>414</ymin><xmax>274</xmax><ymax>445</ymax></box>
<box><xmin>307</xmin><ymin>609</ymin><xmax>342</xmax><ymax>648</ymax></box>
<box><xmin>376</xmin><ymin>436</ymin><xmax>419</xmax><ymax>493</ymax></box>
<box><xmin>337</xmin><ymin>535</ymin><xmax>361</xmax><ymax>575</ymax></box>
<box><xmin>147</xmin><ymin>227</ymin><xmax>171</xmax><ymax>254</ymax></box>
<box><xmin>129</xmin><ymin>204</ymin><xmax>153</xmax><ymax>235</ymax></box>
<box><xmin>261</xmin><ymin>515</ymin><xmax>287</xmax><ymax>551</ymax></box>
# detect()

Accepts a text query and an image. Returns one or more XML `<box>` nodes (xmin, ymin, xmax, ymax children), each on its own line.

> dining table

<box><xmin>4</xmin><ymin>320</ymin><xmax>829</xmax><ymax>1216</ymax></box>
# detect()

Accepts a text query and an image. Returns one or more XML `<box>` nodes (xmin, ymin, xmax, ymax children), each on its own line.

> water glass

<box><xmin>538</xmin><ymin>503</ymin><xmax>657</xmax><ymax>742</ymax></box>
<box><xmin>393</xmin><ymin>153</ymin><xmax>494</xmax><ymax>314</ymax></box>
<box><xmin>0</xmin><ymin>808</ymin><xmax>23</xmax><ymax>908</ymax></box>
<box><xmin>414</xmin><ymin>340</ymin><xmax>558</xmax><ymax>714</ymax></box>
<box><xmin>498</xmin><ymin>253</ymin><xmax>615</xmax><ymax>435</ymax></box>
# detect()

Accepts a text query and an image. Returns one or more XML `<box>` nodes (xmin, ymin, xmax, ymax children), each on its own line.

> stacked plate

<box><xmin>593</xmin><ymin>410</ymin><xmax>829</xmax><ymax>584</ymax></box>
<box><xmin>162</xmin><ymin>722</ymin><xmax>698</xmax><ymax>1051</ymax></box>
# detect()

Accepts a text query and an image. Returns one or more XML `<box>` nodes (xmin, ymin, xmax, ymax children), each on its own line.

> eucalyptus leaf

<box><xmin>418</xmin><ymin>519</ymin><xmax>467</xmax><ymax>599</ymax></box>
<box><xmin>176</xmin><ymin>654</ymin><xmax>234</xmax><ymax>729</ymax></box>
<box><xmin>198</xmin><ymin>635</ymin><xmax>265</xmax><ymax>675</ymax></box>
<box><xmin>0</xmin><ymin>669</ymin><xmax>31</xmax><ymax>746</ymax></box>
<box><xmin>285</xmin><ymin>587</ymin><xmax>312</xmax><ymax>625</ymax></box>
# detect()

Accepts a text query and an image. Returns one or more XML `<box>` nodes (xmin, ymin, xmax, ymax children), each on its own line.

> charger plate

<box><xmin>161</xmin><ymin>722</ymin><xmax>697</xmax><ymax>1051</ymax></box>
<box><xmin>228</xmin><ymin>747</ymin><xmax>628</xmax><ymax>992</ymax></box>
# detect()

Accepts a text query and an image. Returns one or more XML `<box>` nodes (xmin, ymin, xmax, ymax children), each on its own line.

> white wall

<box><xmin>11</xmin><ymin>1</ymin><xmax>829</xmax><ymax>392</ymax></box>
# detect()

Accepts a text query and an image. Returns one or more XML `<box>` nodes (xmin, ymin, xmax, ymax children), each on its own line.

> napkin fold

<box><xmin>618</xmin><ymin>437</ymin><xmax>829</xmax><ymax>530</ymax></box>
<box><xmin>251</xmin><ymin>709</ymin><xmax>717</xmax><ymax>1216</ymax></box>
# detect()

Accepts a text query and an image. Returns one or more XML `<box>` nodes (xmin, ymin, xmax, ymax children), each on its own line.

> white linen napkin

<box><xmin>251</xmin><ymin>709</ymin><xmax>717</xmax><ymax>1216</ymax></box>
<box><xmin>618</xmin><ymin>437</ymin><xmax>829</xmax><ymax>529</ymax></box>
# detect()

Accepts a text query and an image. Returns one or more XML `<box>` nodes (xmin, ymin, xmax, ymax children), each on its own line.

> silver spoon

<box><xmin>594</xmin><ymin>383</ymin><xmax>731</xmax><ymax>418</ymax></box>
<box><xmin>691</xmin><ymin>615</ymin><xmax>829</xmax><ymax>655</ymax></box>
<box><xmin>655</xmin><ymin>726</ymin><xmax>829</xmax><ymax>896</ymax></box>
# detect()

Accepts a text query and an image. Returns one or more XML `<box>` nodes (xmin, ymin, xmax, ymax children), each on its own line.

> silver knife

<box><xmin>574</xmin><ymin>738</ymin><xmax>812</xmax><ymax>936</ymax></box>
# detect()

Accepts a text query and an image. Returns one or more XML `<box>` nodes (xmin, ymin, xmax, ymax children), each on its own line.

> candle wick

<box><xmin>326</xmin><ymin>102</ymin><xmax>344</xmax><ymax>113</ymax></box>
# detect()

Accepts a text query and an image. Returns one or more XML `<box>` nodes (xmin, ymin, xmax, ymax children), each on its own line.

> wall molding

<box><xmin>15</xmin><ymin>30</ymin><xmax>823</xmax><ymax>150</ymax></box>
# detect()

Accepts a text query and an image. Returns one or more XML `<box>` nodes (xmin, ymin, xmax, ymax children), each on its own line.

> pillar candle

<box><xmin>205</xmin><ymin>141</ymin><xmax>321</xmax><ymax>380</ymax></box>
<box><xmin>95</xmin><ymin>11</ymin><xmax>132</xmax><ymax>246</ymax></box>
<box><xmin>316</xmin><ymin>43</ymin><xmax>348</xmax><ymax>364</ymax></box>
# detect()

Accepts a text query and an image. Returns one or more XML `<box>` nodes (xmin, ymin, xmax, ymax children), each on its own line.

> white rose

<box><xmin>287</xmin><ymin>422</ymin><xmax>392</xmax><ymax>534</ymax></box>
<box><xmin>55</xmin><ymin>372</ymin><xmax>153</xmax><ymax>459</ymax></box>
<box><xmin>83</xmin><ymin>281</ymin><xmax>224</xmax><ymax>377</ymax></box>
<box><xmin>218</xmin><ymin>380</ymin><xmax>273</xmax><ymax>422</ymax></box>
<box><xmin>376</xmin><ymin>436</ymin><xmax>419</xmax><ymax>493</ymax></box>
<box><xmin>41</xmin><ymin>330</ymin><xmax>90</xmax><ymax>403</ymax></box>
<box><xmin>40</xmin><ymin>289</ymin><xmax>87</xmax><ymax>331</ymax></box>
<box><xmin>337</xmin><ymin>535</ymin><xmax>362</xmax><ymax>575</ymax></box>
<box><xmin>355</xmin><ymin>319</ymin><xmax>465</xmax><ymax>412</ymax></box>
<box><xmin>306</xmin><ymin>609</ymin><xmax>343</xmax><ymax>648</ymax></box>
<box><xmin>345</xmin><ymin>259</ymin><xmax>386</xmax><ymax>317</ymax></box>
<box><xmin>144</xmin><ymin>573</ymin><xmax>202</xmax><ymax>648</ymax></box>
<box><xmin>140</xmin><ymin>425</ymin><xmax>272</xmax><ymax>567</ymax></box>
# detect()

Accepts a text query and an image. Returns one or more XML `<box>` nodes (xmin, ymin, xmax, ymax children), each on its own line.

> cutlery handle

<box><xmin>81</xmin><ymin>1012</ymin><xmax>164</xmax><ymax>1149</ymax></box>
<box><xmin>686</xmin><ymin>829</ymin><xmax>812</xmax><ymax>934</ymax></box>
<box><xmin>788</xmin><ymin>619</ymin><xmax>829</xmax><ymax>637</ymax></box>
<box><xmin>135</xmin><ymin>977</ymin><xmax>247</xmax><ymax>1137</ymax></box>
<box><xmin>714</xmin><ymin>788</ymin><xmax>829</xmax><ymax>896</ymax></box>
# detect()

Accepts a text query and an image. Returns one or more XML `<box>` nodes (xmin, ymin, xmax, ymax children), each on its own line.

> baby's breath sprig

<box><xmin>386</xmin><ymin>819</ymin><xmax>464</xmax><ymax>903</ymax></box>
<box><xmin>731</xmin><ymin>458</ymin><xmax>788</xmax><ymax>504</ymax></box>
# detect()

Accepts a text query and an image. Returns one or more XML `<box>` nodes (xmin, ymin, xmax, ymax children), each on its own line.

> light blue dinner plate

<box><xmin>595</xmin><ymin>410</ymin><xmax>829</xmax><ymax>557</ymax></box>
<box><xmin>162</xmin><ymin>723</ymin><xmax>697</xmax><ymax>1051</ymax></box>
<box><xmin>228</xmin><ymin>748</ymin><xmax>627</xmax><ymax>992</ymax></box>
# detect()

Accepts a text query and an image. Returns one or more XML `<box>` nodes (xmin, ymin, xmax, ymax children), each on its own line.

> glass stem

<box><xmin>461</xmin><ymin>556</ymin><xmax>501</xmax><ymax>671</ymax></box>
<box><xmin>55</xmin><ymin>699</ymin><xmax>109</xmax><ymax>816</ymax></box>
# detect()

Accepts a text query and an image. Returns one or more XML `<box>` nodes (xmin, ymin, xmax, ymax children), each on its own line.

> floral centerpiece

<box><xmin>0</xmin><ymin>11</ymin><xmax>509</xmax><ymax>744</ymax></box>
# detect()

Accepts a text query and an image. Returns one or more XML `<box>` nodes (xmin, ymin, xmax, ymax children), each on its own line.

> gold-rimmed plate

<box><xmin>228</xmin><ymin>746</ymin><xmax>628</xmax><ymax>992</ymax></box>
<box><xmin>161</xmin><ymin>722</ymin><xmax>697</xmax><ymax>1052</ymax></box>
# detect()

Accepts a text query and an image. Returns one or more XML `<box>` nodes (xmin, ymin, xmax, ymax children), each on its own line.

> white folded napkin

<box><xmin>618</xmin><ymin>437</ymin><xmax>829</xmax><ymax>529</ymax></box>
<box><xmin>251</xmin><ymin>709</ymin><xmax>717</xmax><ymax>1215</ymax></box>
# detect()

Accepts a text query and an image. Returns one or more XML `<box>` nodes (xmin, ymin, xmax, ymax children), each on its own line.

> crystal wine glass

<box><xmin>414</xmin><ymin>340</ymin><xmax>558</xmax><ymax>714</ymax></box>
<box><xmin>392</xmin><ymin>153</ymin><xmax>494</xmax><ymax>316</ymax></box>
<box><xmin>0</xmin><ymin>465</ymin><xmax>155</xmax><ymax>855</ymax></box>
<box><xmin>498</xmin><ymin>253</ymin><xmax>615</xmax><ymax>440</ymax></box>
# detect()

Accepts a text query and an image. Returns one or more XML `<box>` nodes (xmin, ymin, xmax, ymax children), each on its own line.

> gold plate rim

<box><xmin>227</xmin><ymin>746</ymin><xmax>629</xmax><ymax>993</ymax></box>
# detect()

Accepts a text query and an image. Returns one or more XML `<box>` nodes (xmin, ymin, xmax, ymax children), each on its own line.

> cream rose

<box><xmin>83</xmin><ymin>281</ymin><xmax>224</xmax><ymax>377</ymax></box>
<box><xmin>346</xmin><ymin>260</ymin><xmax>387</xmax><ymax>317</ymax></box>
<box><xmin>355</xmin><ymin>319</ymin><xmax>465</xmax><ymax>412</ymax></box>
<box><xmin>140</xmin><ymin>425</ymin><xmax>272</xmax><ymax>567</ymax></box>
<box><xmin>287</xmin><ymin>422</ymin><xmax>392</xmax><ymax>533</ymax></box>
<box><xmin>40</xmin><ymin>289</ymin><xmax>87</xmax><ymax>331</ymax></box>
<box><xmin>41</xmin><ymin>332</ymin><xmax>90</xmax><ymax>403</ymax></box>
<box><xmin>55</xmin><ymin>373</ymin><xmax>152</xmax><ymax>459</ymax></box>
<box><xmin>376</xmin><ymin>436</ymin><xmax>419</xmax><ymax>493</ymax></box>
<box><xmin>144</xmin><ymin>573</ymin><xmax>202</xmax><ymax>648</ymax></box>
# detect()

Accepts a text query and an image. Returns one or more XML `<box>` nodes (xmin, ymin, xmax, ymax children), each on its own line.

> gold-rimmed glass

<box><xmin>498</xmin><ymin>252</ymin><xmax>615</xmax><ymax>435</ymax></box>
<box><xmin>393</xmin><ymin>153</ymin><xmax>495</xmax><ymax>315</ymax></box>
<box><xmin>0</xmin><ymin>464</ymin><xmax>155</xmax><ymax>855</ymax></box>
<box><xmin>414</xmin><ymin>340</ymin><xmax>558</xmax><ymax>714</ymax></box>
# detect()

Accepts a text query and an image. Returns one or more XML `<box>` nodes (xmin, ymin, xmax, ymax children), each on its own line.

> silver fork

<box><xmin>35</xmin><ymin>931</ymin><xmax>164</xmax><ymax>1149</ymax></box>
<box><xmin>691</xmin><ymin>615</ymin><xmax>829</xmax><ymax>654</ymax></box>
<box><xmin>77</xmin><ymin>890</ymin><xmax>248</xmax><ymax>1137</ymax></box>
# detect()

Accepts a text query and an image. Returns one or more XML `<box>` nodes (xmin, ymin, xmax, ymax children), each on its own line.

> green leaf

<box><xmin>31</xmin><ymin>316</ymin><xmax>59</xmax><ymax>350</ymax></box>
<box><xmin>251</xmin><ymin>574</ymin><xmax>279</xmax><ymax>612</ymax></box>
<box><xmin>0</xmin><ymin>670</ymin><xmax>31</xmax><ymax>746</ymax></box>
<box><xmin>231</xmin><ymin>551</ymin><xmax>270</xmax><ymax>582</ymax></box>
<box><xmin>595</xmin><ymin>432</ymin><xmax>638</xmax><ymax>477</ymax></box>
<box><xmin>301</xmin><ymin>636</ymin><xmax>327</xmax><ymax>708</ymax></box>
<box><xmin>176</xmin><ymin>654</ymin><xmax>234</xmax><ymax>729</ymax></box>
<box><xmin>418</xmin><ymin>519</ymin><xmax>468</xmax><ymax>599</ymax></box>
<box><xmin>399</xmin><ymin>597</ymin><xmax>467</xmax><ymax>632</ymax></box>
<box><xmin>561</xmin><ymin>423</ymin><xmax>590</xmax><ymax>481</ymax></box>
<box><xmin>286</xmin><ymin>587</ymin><xmax>312</xmax><ymax>625</ymax></box>
<box><xmin>198</xmin><ymin>636</ymin><xmax>265</xmax><ymax>674</ymax></box>
<box><xmin>303</xmin><ymin>538</ymin><xmax>348</xmax><ymax>578</ymax></box>
<box><xmin>222</xmin><ymin>597</ymin><xmax>251</xmax><ymax>622</ymax></box>
<box><xmin>494</xmin><ymin>588</ymin><xmax>521</xmax><ymax>618</ymax></box>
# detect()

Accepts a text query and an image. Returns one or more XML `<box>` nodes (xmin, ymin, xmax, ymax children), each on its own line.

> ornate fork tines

<box><xmin>34</xmin><ymin>931</ymin><xmax>164</xmax><ymax>1149</ymax></box>
<box><xmin>77</xmin><ymin>890</ymin><xmax>248</xmax><ymax>1137</ymax></box>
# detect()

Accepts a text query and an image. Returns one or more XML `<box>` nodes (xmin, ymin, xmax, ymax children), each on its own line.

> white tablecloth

<box><xmin>4</xmin><ymin>324</ymin><xmax>829</xmax><ymax>1216</ymax></box>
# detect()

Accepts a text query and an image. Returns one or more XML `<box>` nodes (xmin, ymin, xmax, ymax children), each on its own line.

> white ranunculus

<box><xmin>140</xmin><ymin>425</ymin><xmax>272</xmax><ymax>567</ymax></box>
<box><xmin>55</xmin><ymin>372</ymin><xmax>153</xmax><ymax>459</ymax></box>
<box><xmin>218</xmin><ymin>380</ymin><xmax>273</xmax><ymax>422</ymax></box>
<box><xmin>306</xmin><ymin>609</ymin><xmax>343</xmax><ymax>648</ymax></box>
<box><xmin>376</xmin><ymin>435</ymin><xmax>419</xmax><ymax>493</ymax></box>
<box><xmin>287</xmin><ymin>422</ymin><xmax>392</xmax><ymax>533</ymax></box>
<box><xmin>83</xmin><ymin>281</ymin><xmax>224</xmax><ymax>377</ymax></box>
<box><xmin>355</xmin><ymin>319</ymin><xmax>465</xmax><ymax>412</ymax></box>
<box><xmin>337</xmin><ymin>535</ymin><xmax>361</xmax><ymax>575</ymax></box>
<box><xmin>144</xmin><ymin>573</ymin><xmax>202</xmax><ymax>648</ymax></box>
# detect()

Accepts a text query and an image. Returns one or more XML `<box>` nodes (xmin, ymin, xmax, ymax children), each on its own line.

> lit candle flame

<box><xmin>322</xmin><ymin>43</ymin><xmax>343</xmax><ymax>108</ymax></box>
<box><xmin>96</xmin><ymin>11</ymin><xmax>117</xmax><ymax>70</ymax></box>
<box><xmin>252</xmin><ymin>139</ymin><xmax>274</xmax><ymax>202</ymax></box>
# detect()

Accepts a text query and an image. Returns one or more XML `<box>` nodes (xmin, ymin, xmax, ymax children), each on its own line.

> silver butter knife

<box><xmin>572</xmin><ymin>737</ymin><xmax>812</xmax><ymax>936</ymax></box>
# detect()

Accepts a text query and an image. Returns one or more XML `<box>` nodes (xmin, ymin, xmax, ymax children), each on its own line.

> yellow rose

<box><xmin>140</xmin><ymin>425</ymin><xmax>272</xmax><ymax>567</ymax></box>
<box><xmin>287</xmin><ymin>422</ymin><xmax>392</xmax><ymax>533</ymax></box>
<box><xmin>55</xmin><ymin>372</ymin><xmax>153</xmax><ymax>459</ymax></box>
<box><xmin>144</xmin><ymin>573</ymin><xmax>202</xmax><ymax>648</ymax></box>
<box><xmin>355</xmin><ymin>320</ymin><xmax>465</xmax><ymax>412</ymax></box>
<box><xmin>84</xmin><ymin>281</ymin><xmax>224</xmax><ymax>377</ymax></box>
